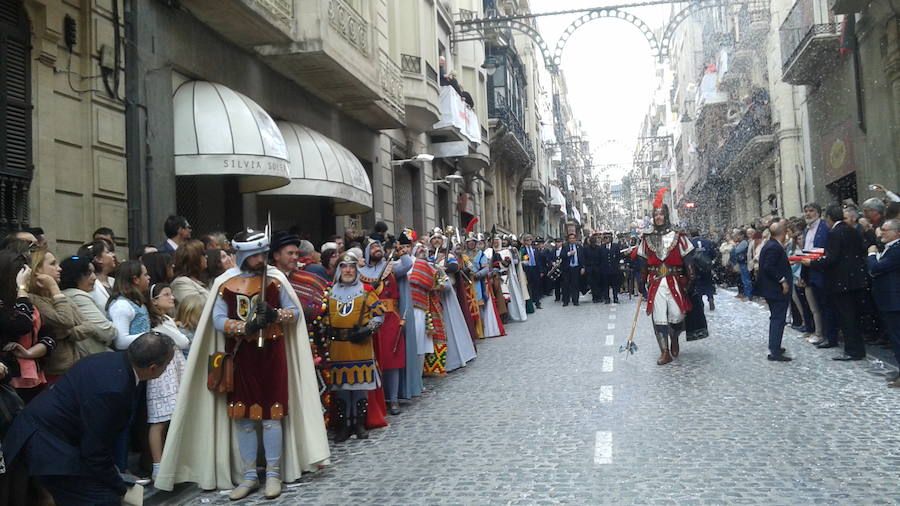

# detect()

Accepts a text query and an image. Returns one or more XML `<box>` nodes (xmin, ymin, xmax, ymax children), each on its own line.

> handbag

<box><xmin>207</xmin><ymin>341</ymin><xmax>241</xmax><ymax>393</ymax></box>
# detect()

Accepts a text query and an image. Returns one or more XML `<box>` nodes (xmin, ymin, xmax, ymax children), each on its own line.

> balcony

<box><xmin>780</xmin><ymin>0</ymin><xmax>841</xmax><ymax>85</ymax></box>
<box><xmin>253</xmin><ymin>0</ymin><xmax>405</xmax><ymax>130</ymax></box>
<box><xmin>400</xmin><ymin>53</ymin><xmax>440</xmax><ymax>133</ymax></box>
<box><xmin>522</xmin><ymin>177</ymin><xmax>545</xmax><ymax>198</ymax></box>
<box><xmin>181</xmin><ymin>0</ymin><xmax>295</xmax><ymax>48</ymax></box>
<box><xmin>830</xmin><ymin>0</ymin><xmax>866</xmax><ymax>14</ymax></box>
<box><xmin>714</xmin><ymin>101</ymin><xmax>775</xmax><ymax>178</ymax></box>
<box><xmin>488</xmin><ymin>105</ymin><xmax>535</xmax><ymax>168</ymax></box>
<box><xmin>429</xmin><ymin>86</ymin><xmax>488</xmax><ymax>172</ymax></box>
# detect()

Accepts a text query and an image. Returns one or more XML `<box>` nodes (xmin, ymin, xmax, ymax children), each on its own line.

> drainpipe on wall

<box><xmin>124</xmin><ymin>0</ymin><xmax>145</xmax><ymax>257</ymax></box>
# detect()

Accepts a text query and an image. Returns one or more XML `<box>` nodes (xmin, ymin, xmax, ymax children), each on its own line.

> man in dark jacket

<box><xmin>560</xmin><ymin>233</ymin><xmax>585</xmax><ymax>306</ymax></box>
<box><xmin>584</xmin><ymin>233</ymin><xmax>605</xmax><ymax>303</ymax></box>
<box><xmin>866</xmin><ymin>218</ymin><xmax>900</xmax><ymax>387</ymax></box>
<box><xmin>520</xmin><ymin>234</ymin><xmax>546</xmax><ymax>309</ymax></box>
<box><xmin>3</xmin><ymin>333</ymin><xmax>174</xmax><ymax>505</ymax></box>
<box><xmin>601</xmin><ymin>232</ymin><xmax>622</xmax><ymax>303</ymax></box>
<box><xmin>802</xmin><ymin>204</ymin><xmax>869</xmax><ymax>360</ymax></box>
<box><xmin>756</xmin><ymin>221</ymin><xmax>793</xmax><ymax>361</ymax></box>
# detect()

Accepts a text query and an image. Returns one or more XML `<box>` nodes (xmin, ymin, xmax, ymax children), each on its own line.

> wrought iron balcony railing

<box><xmin>713</xmin><ymin>101</ymin><xmax>773</xmax><ymax>175</ymax></box>
<box><xmin>490</xmin><ymin>104</ymin><xmax>534</xmax><ymax>161</ymax></box>
<box><xmin>400</xmin><ymin>53</ymin><xmax>422</xmax><ymax>74</ymax></box>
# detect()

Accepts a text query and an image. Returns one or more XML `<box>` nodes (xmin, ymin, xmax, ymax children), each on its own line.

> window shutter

<box><xmin>0</xmin><ymin>0</ymin><xmax>31</xmax><ymax>232</ymax></box>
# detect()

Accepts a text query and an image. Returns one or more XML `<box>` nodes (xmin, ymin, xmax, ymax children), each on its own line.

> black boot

<box><xmin>333</xmin><ymin>398</ymin><xmax>353</xmax><ymax>443</ymax></box>
<box><xmin>353</xmin><ymin>399</ymin><xmax>369</xmax><ymax>440</ymax></box>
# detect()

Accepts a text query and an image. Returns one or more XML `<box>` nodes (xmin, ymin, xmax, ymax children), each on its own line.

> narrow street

<box><xmin>178</xmin><ymin>290</ymin><xmax>900</xmax><ymax>505</ymax></box>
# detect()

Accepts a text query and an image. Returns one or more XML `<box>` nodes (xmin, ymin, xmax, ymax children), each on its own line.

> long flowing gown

<box><xmin>395</xmin><ymin>254</ymin><xmax>423</xmax><ymax>399</ymax></box>
<box><xmin>439</xmin><ymin>278</ymin><xmax>477</xmax><ymax>371</ymax></box>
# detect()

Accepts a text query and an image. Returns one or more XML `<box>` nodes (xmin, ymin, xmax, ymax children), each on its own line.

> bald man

<box><xmin>755</xmin><ymin>221</ymin><xmax>792</xmax><ymax>361</ymax></box>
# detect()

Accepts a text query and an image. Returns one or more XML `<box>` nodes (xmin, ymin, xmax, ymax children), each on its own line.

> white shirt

<box><xmin>873</xmin><ymin>238</ymin><xmax>899</xmax><ymax>260</ymax></box>
<box><xmin>804</xmin><ymin>219</ymin><xmax>820</xmax><ymax>251</ymax></box>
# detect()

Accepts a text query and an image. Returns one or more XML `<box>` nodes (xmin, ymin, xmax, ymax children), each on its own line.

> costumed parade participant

<box><xmin>430</xmin><ymin>228</ymin><xmax>477</xmax><ymax>372</ymax></box>
<box><xmin>457</xmin><ymin>232</ymin><xmax>484</xmax><ymax>340</ymax></box>
<box><xmin>494</xmin><ymin>236</ymin><xmax>527</xmax><ymax>321</ymax></box>
<box><xmin>395</xmin><ymin>229</ymin><xmax>424</xmax><ymax>400</ymax></box>
<box><xmin>636</xmin><ymin>189</ymin><xmax>706</xmax><ymax>365</ymax></box>
<box><xmin>359</xmin><ymin>238</ymin><xmax>412</xmax><ymax>415</ymax></box>
<box><xmin>410</xmin><ymin>242</ymin><xmax>447</xmax><ymax>375</ymax></box>
<box><xmin>474</xmin><ymin>234</ymin><xmax>505</xmax><ymax>337</ymax></box>
<box><xmin>323</xmin><ymin>251</ymin><xmax>385</xmax><ymax>442</ymax></box>
<box><xmin>156</xmin><ymin>228</ymin><xmax>329</xmax><ymax>500</ymax></box>
<box><xmin>286</xmin><ymin>238</ymin><xmax>335</xmax><ymax>427</ymax></box>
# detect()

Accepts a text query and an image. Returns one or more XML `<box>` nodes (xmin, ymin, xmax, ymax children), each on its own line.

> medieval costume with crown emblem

<box><xmin>324</xmin><ymin>251</ymin><xmax>385</xmax><ymax>442</ymax></box>
<box><xmin>637</xmin><ymin>189</ymin><xmax>706</xmax><ymax>365</ymax></box>
<box><xmin>156</xmin><ymin>229</ymin><xmax>328</xmax><ymax>501</ymax></box>
<box><xmin>359</xmin><ymin>239</ymin><xmax>412</xmax><ymax>415</ymax></box>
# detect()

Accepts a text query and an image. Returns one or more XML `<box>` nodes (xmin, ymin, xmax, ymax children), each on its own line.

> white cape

<box><xmin>155</xmin><ymin>266</ymin><xmax>330</xmax><ymax>491</ymax></box>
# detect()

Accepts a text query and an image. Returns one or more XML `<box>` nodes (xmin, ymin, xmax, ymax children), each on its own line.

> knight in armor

<box><xmin>156</xmin><ymin>228</ymin><xmax>329</xmax><ymax>500</ymax></box>
<box><xmin>358</xmin><ymin>238</ymin><xmax>412</xmax><ymax>415</ymax></box>
<box><xmin>324</xmin><ymin>251</ymin><xmax>385</xmax><ymax>442</ymax></box>
<box><xmin>637</xmin><ymin>189</ymin><xmax>704</xmax><ymax>365</ymax></box>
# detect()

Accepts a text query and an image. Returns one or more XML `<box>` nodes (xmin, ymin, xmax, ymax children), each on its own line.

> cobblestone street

<box><xmin>177</xmin><ymin>290</ymin><xmax>900</xmax><ymax>505</ymax></box>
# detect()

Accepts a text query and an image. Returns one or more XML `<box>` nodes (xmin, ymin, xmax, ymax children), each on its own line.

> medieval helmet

<box><xmin>232</xmin><ymin>228</ymin><xmax>269</xmax><ymax>268</ymax></box>
<box><xmin>652</xmin><ymin>187</ymin><xmax>671</xmax><ymax>229</ymax></box>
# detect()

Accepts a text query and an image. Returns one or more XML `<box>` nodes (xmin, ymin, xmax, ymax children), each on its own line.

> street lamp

<box><xmin>481</xmin><ymin>56</ymin><xmax>500</xmax><ymax>76</ymax></box>
<box><xmin>390</xmin><ymin>153</ymin><xmax>435</xmax><ymax>165</ymax></box>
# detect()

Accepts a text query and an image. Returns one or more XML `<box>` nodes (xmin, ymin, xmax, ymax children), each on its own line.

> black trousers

<box><xmin>878</xmin><ymin>310</ymin><xmax>900</xmax><ymax>367</ymax></box>
<box><xmin>523</xmin><ymin>265</ymin><xmax>543</xmax><ymax>305</ymax></box>
<box><xmin>765</xmin><ymin>296</ymin><xmax>789</xmax><ymax>356</ymax></box>
<box><xmin>561</xmin><ymin>268</ymin><xmax>581</xmax><ymax>304</ymax></box>
<box><xmin>831</xmin><ymin>289</ymin><xmax>867</xmax><ymax>358</ymax></box>
<box><xmin>602</xmin><ymin>271</ymin><xmax>620</xmax><ymax>301</ymax></box>
<box><xmin>587</xmin><ymin>269</ymin><xmax>604</xmax><ymax>301</ymax></box>
<box><xmin>37</xmin><ymin>475</ymin><xmax>122</xmax><ymax>506</ymax></box>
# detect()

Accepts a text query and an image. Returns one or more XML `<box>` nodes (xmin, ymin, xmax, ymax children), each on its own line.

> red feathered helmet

<box><xmin>652</xmin><ymin>187</ymin><xmax>671</xmax><ymax>229</ymax></box>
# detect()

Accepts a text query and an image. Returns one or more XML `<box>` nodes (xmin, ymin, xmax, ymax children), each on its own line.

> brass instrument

<box><xmin>547</xmin><ymin>256</ymin><xmax>563</xmax><ymax>280</ymax></box>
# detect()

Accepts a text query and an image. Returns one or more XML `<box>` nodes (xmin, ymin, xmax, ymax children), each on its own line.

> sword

<box><xmin>619</xmin><ymin>293</ymin><xmax>643</xmax><ymax>357</ymax></box>
<box><xmin>258</xmin><ymin>212</ymin><xmax>272</xmax><ymax>348</ymax></box>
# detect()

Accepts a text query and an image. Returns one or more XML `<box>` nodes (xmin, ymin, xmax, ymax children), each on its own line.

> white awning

<box><xmin>550</xmin><ymin>185</ymin><xmax>566</xmax><ymax>209</ymax></box>
<box><xmin>173</xmin><ymin>81</ymin><xmax>290</xmax><ymax>193</ymax></box>
<box><xmin>260</xmin><ymin>122</ymin><xmax>373</xmax><ymax>215</ymax></box>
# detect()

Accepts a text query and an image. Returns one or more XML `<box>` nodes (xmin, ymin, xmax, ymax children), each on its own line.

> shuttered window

<box><xmin>0</xmin><ymin>0</ymin><xmax>32</xmax><ymax>232</ymax></box>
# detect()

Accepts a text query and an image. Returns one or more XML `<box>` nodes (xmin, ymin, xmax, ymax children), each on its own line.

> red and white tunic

<box><xmin>637</xmin><ymin>230</ymin><xmax>694</xmax><ymax>325</ymax></box>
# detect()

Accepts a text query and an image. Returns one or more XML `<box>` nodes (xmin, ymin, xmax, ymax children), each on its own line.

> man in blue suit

<box><xmin>520</xmin><ymin>234</ymin><xmax>546</xmax><ymax>309</ymax></box>
<box><xmin>3</xmin><ymin>333</ymin><xmax>174</xmax><ymax>505</ymax></box>
<box><xmin>801</xmin><ymin>202</ymin><xmax>838</xmax><ymax>347</ymax></box>
<box><xmin>866</xmin><ymin>218</ymin><xmax>900</xmax><ymax>387</ymax></box>
<box><xmin>755</xmin><ymin>221</ymin><xmax>793</xmax><ymax>362</ymax></box>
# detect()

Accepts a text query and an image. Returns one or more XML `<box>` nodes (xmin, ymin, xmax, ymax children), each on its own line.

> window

<box><xmin>0</xmin><ymin>0</ymin><xmax>32</xmax><ymax>233</ymax></box>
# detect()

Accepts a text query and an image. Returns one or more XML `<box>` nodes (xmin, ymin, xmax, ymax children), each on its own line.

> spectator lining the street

<box><xmin>171</xmin><ymin>239</ymin><xmax>210</xmax><ymax>302</ymax></box>
<box><xmin>106</xmin><ymin>260</ymin><xmax>152</xmax><ymax>350</ymax></box>
<box><xmin>146</xmin><ymin>283</ymin><xmax>189</xmax><ymax>480</ymax></box>
<box><xmin>142</xmin><ymin>251</ymin><xmax>174</xmax><ymax>285</ymax></box>
<box><xmin>204</xmin><ymin>248</ymin><xmax>231</xmax><ymax>282</ymax></box>
<box><xmin>77</xmin><ymin>240</ymin><xmax>117</xmax><ymax>311</ymax></box>
<box><xmin>59</xmin><ymin>256</ymin><xmax>116</xmax><ymax>356</ymax></box>
<box><xmin>26</xmin><ymin>250</ymin><xmax>82</xmax><ymax>382</ymax></box>
<box><xmin>866</xmin><ymin>218</ymin><xmax>900</xmax><ymax>387</ymax></box>
<box><xmin>173</xmin><ymin>294</ymin><xmax>204</xmax><ymax>358</ymax></box>
<box><xmin>2</xmin><ymin>332</ymin><xmax>174</xmax><ymax>505</ymax></box>
<box><xmin>161</xmin><ymin>215</ymin><xmax>192</xmax><ymax>253</ymax></box>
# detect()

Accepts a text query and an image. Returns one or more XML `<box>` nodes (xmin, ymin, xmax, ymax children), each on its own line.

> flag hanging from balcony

<box><xmin>839</xmin><ymin>15</ymin><xmax>857</xmax><ymax>55</ymax></box>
